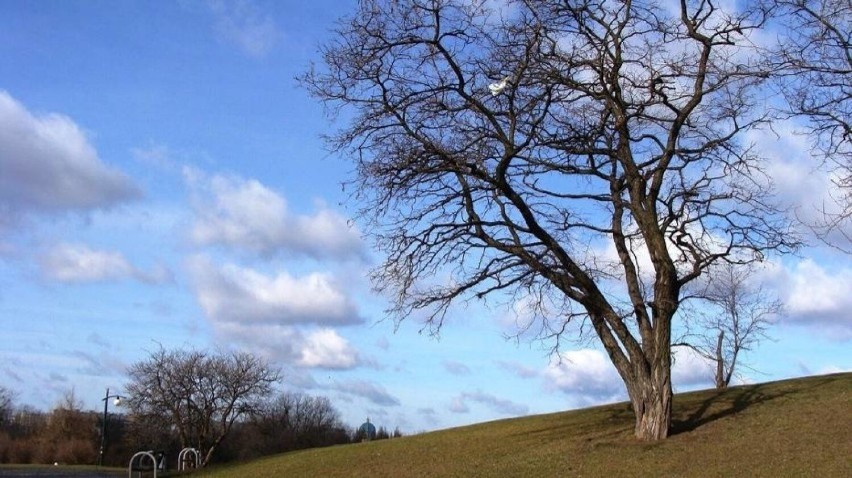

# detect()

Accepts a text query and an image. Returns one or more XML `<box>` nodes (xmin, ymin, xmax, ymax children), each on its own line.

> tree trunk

<box><xmin>627</xmin><ymin>366</ymin><xmax>673</xmax><ymax>440</ymax></box>
<box><xmin>714</xmin><ymin>330</ymin><xmax>726</xmax><ymax>389</ymax></box>
<box><xmin>595</xmin><ymin>304</ymin><xmax>675</xmax><ymax>441</ymax></box>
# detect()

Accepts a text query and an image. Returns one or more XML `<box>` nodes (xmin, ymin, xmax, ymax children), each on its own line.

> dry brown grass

<box><xmin>196</xmin><ymin>373</ymin><xmax>851</xmax><ymax>477</ymax></box>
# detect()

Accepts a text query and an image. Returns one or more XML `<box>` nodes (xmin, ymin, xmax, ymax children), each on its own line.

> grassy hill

<box><xmin>197</xmin><ymin>373</ymin><xmax>851</xmax><ymax>477</ymax></box>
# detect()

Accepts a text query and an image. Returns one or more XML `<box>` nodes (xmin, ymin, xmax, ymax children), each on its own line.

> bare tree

<box><xmin>0</xmin><ymin>387</ymin><xmax>12</xmax><ymax>430</ymax></box>
<box><xmin>255</xmin><ymin>392</ymin><xmax>348</xmax><ymax>451</ymax></box>
<box><xmin>774</xmin><ymin>0</ymin><xmax>852</xmax><ymax>244</ymax></box>
<box><xmin>125</xmin><ymin>348</ymin><xmax>280</xmax><ymax>466</ymax></box>
<box><xmin>677</xmin><ymin>262</ymin><xmax>782</xmax><ymax>389</ymax></box>
<box><xmin>303</xmin><ymin>0</ymin><xmax>796</xmax><ymax>440</ymax></box>
<box><xmin>42</xmin><ymin>388</ymin><xmax>98</xmax><ymax>465</ymax></box>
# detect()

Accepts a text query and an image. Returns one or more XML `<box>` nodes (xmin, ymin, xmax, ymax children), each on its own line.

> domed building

<box><xmin>358</xmin><ymin>417</ymin><xmax>377</xmax><ymax>442</ymax></box>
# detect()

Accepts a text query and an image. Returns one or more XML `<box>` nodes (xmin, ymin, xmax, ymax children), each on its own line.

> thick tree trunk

<box><xmin>627</xmin><ymin>366</ymin><xmax>673</xmax><ymax>440</ymax></box>
<box><xmin>593</xmin><ymin>304</ymin><xmax>675</xmax><ymax>441</ymax></box>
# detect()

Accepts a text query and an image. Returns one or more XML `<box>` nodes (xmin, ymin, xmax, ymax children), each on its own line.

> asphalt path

<box><xmin>0</xmin><ymin>468</ymin><xmax>124</xmax><ymax>477</ymax></box>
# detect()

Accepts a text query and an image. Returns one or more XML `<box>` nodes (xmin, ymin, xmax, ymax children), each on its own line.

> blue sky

<box><xmin>0</xmin><ymin>0</ymin><xmax>850</xmax><ymax>434</ymax></box>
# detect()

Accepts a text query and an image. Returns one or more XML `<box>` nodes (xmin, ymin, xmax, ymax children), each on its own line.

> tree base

<box><xmin>632</xmin><ymin>388</ymin><xmax>672</xmax><ymax>441</ymax></box>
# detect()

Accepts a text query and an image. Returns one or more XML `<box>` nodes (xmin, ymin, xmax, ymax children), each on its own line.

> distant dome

<box><xmin>359</xmin><ymin>418</ymin><xmax>377</xmax><ymax>440</ymax></box>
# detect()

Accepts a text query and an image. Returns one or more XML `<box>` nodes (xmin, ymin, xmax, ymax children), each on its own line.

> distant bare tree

<box><xmin>678</xmin><ymin>263</ymin><xmax>782</xmax><ymax>389</ymax></box>
<box><xmin>0</xmin><ymin>387</ymin><xmax>12</xmax><ymax>430</ymax></box>
<box><xmin>303</xmin><ymin>0</ymin><xmax>797</xmax><ymax>440</ymax></box>
<box><xmin>774</xmin><ymin>0</ymin><xmax>852</xmax><ymax>245</ymax></box>
<box><xmin>35</xmin><ymin>388</ymin><xmax>99</xmax><ymax>465</ymax></box>
<box><xmin>260</xmin><ymin>392</ymin><xmax>347</xmax><ymax>451</ymax></box>
<box><xmin>125</xmin><ymin>348</ymin><xmax>280</xmax><ymax>466</ymax></box>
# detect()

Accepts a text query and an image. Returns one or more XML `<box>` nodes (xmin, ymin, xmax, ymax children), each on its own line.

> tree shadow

<box><xmin>670</xmin><ymin>382</ymin><xmax>796</xmax><ymax>435</ymax></box>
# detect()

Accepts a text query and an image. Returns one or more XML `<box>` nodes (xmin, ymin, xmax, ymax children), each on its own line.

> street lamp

<box><xmin>98</xmin><ymin>388</ymin><xmax>123</xmax><ymax>466</ymax></box>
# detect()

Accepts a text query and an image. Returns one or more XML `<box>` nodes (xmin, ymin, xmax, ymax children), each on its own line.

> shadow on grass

<box><xmin>670</xmin><ymin>374</ymin><xmax>840</xmax><ymax>435</ymax></box>
<box><xmin>508</xmin><ymin>404</ymin><xmax>636</xmax><ymax>446</ymax></box>
<box><xmin>509</xmin><ymin>374</ymin><xmax>844</xmax><ymax>443</ymax></box>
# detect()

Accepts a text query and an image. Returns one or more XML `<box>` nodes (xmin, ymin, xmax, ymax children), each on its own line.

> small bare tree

<box><xmin>678</xmin><ymin>262</ymin><xmax>782</xmax><ymax>389</ymax></box>
<box><xmin>303</xmin><ymin>0</ymin><xmax>797</xmax><ymax>440</ymax></box>
<box><xmin>125</xmin><ymin>348</ymin><xmax>280</xmax><ymax>466</ymax></box>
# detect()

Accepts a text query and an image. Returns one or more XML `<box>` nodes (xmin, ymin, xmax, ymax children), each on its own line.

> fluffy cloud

<box><xmin>449</xmin><ymin>391</ymin><xmax>529</xmax><ymax>416</ymax></box>
<box><xmin>774</xmin><ymin>259</ymin><xmax>852</xmax><ymax>337</ymax></box>
<box><xmin>189</xmin><ymin>256</ymin><xmax>365</xmax><ymax>369</ymax></box>
<box><xmin>671</xmin><ymin>346</ymin><xmax>714</xmax><ymax>388</ymax></box>
<box><xmin>38</xmin><ymin>243</ymin><xmax>172</xmax><ymax>284</ymax></box>
<box><xmin>211</xmin><ymin>321</ymin><xmax>300</xmax><ymax>359</ymax></box>
<box><xmin>753</xmin><ymin>121</ymin><xmax>852</xmax><ymax>246</ymax></box>
<box><xmin>299</xmin><ymin>328</ymin><xmax>360</xmax><ymax>369</ymax></box>
<box><xmin>543</xmin><ymin>349</ymin><xmax>625</xmax><ymax>404</ymax></box>
<box><xmin>545</xmin><ymin>347</ymin><xmax>714</xmax><ymax>404</ymax></box>
<box><xmin>206</xmin><ymin>0</ymin><xmax>280</xmax><ymax>58</ymax></box>
<box><xmin>0</xmin><ymin>91</ymin><xmax>140</xmax><ymax>218</ymax></box>
<box><xmin>544</xmin><ymin>347</ymin><xmax>713</xmax><ymax>405</ymax></box>
<box><xmin>187</xmin><ymin>255</ymin><xmax>363</xmax><ymax>326</ymax></box>
<box><xmin>210</xmin><ymin>321</ymin><xmax>361</xmax><ymax>370</ymax></box>
<box><xmin>185</xmin><ymin>169</ymin><xmax>364</xmax><ymax>260</ymax></box>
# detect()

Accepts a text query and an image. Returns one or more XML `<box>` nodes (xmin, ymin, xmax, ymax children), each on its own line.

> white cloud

<box><xmin>298</xmin><ymin>328</ymin><xmax>360</xmax><ymax>369</ymax></box>
<box><xmin>185</xmin><ymin>169</ymin><xmax>364</xmax><ymax>260</ymax></box>
<box><xmin>543</xmin><ymin>349</ymin><xmax>625</xmax><ymax>404</ymax></box>
<box><xmin>449</xmin><ymin>391</ymin><xmax>529</xmax><ymax>416</ymax></box>
<box><xmin>211</xmin><ymin>321</ymin><xmax>301</xmax><ymax>360</ymax></box>
<box><xmin>206</xmin><ymin>0</ymin><xmax>280</xmax><ymax>58</ymax></box>
<box><xmin>209</xmin><ymin>321</ymin><xmax>361</xmax><ymax>370</ymax></box>
<box><xmin>545</xmin><ymin>347</ymin><xmax>715</xmax><ymax>403</ymax></box>
<box><xmin>38</xmin><ymin>243</ymin><xmax>172</xmax><ymax>284</ymax></box>
<box><xmin>0</xmin><ymin>91</ymin><xmax>140</xmax><ymax>218</ymax></box>
<box><xmin>753</xmin><ymin>121</ymin><xmax>851</xmax><ymax>246</ymax></box>
<box><xmin>775</xmin><ymin>259</ymin><xmax>852</xmax><ymax>337</ymax></box>
<box><xmin>187</xmin><ymin>255</ymin><xmax>363</xmax><ymax>326</ymax></box>
<box><xmin>671</xmin><ymin>346</ymin><xmax>714</xmax><ymax>388</ymax></box>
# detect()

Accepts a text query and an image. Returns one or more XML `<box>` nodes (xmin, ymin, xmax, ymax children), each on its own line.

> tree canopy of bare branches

<box><xmin>125</xmin><ymin>348</ymin><xmax>280</xmax><ymax>466</ymax></box>
<box><xmin>303</xmin><ymin>0</ymin><xmax>797</xmax><ymax>440</ymax></box>
<box><xmin>774</xmin><ymin>0</ymin><xmax>851</xmax><ymax>244</ymax></box>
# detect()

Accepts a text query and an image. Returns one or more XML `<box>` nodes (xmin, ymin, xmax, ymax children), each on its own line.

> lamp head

<box><xmin>113</xmin><ymin>397</ymin><xmax>122</xmax><ymax>406</ymax></box>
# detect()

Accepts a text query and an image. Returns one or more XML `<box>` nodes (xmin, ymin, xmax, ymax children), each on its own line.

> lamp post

<box><xmin>98</xmin><ymin>388</ymin><xmax>122</xmax><ymax>466</ymax></box>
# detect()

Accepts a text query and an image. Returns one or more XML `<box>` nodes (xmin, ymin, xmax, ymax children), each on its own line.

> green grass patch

<box><xmin>196</xmin><ymin>373</ymin><xmax>851</xmax><ymax>477</ymax></box>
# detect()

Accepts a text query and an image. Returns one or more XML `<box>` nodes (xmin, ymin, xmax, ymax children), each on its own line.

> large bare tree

<box><xmin>304</xmin><ymin>0</ymin><xmax>796</xmax><ymax>440</ymax></box>
<box><xmin>125</xmin><ymin>348</ymin><xmax>280</xmax><ymax>466</ymax></box>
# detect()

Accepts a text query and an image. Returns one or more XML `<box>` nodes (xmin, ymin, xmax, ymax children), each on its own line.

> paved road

<box><xmin>0</xmin><ymin>469</ymin><xmax>124</xmax><ymax>477</ymax></box>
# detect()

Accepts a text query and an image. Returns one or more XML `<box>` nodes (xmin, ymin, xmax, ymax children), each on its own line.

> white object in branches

<box><xmin>488</xmin><ymin>76</ymin><xmax>510</xmax><ymax>96</ymax></box>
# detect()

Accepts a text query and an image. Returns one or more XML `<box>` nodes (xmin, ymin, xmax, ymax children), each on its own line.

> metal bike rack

<box><xmin>128</xmin><ymin>450</ymin><xmax>165</xmax><ymax>478</ymax></box>
<box><xmin>178</xmin><ymin>447</ymin><xmax>201</xmax><ymax>470</ymax></box>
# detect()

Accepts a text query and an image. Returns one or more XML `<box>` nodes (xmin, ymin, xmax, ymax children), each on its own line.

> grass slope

<box><xmin>198</xmin><ymin>373</ymin><xmax>851</xmax><ymax>477</ymax></box>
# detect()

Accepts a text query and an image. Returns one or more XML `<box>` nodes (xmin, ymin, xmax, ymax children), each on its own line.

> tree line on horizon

<box><xmin>0</xmin><ymin>349</ymin><xmax>402</xmax><ymax>468</ymax></box>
